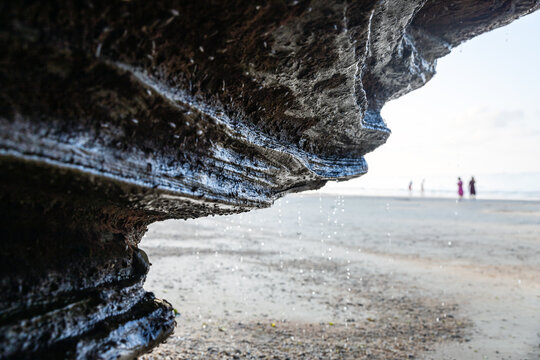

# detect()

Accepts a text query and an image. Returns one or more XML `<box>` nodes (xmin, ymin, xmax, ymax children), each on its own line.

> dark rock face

<box><xmin>0</xmin><ymin>0</ymin><xmax>537</xmax><ymax>358</ymax></box>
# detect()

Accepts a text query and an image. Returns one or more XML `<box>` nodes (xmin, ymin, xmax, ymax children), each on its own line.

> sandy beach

<box><xmin>140</xmin><ymin>195</ymin><xmax>540</xmax><ymax>359</ymax></box>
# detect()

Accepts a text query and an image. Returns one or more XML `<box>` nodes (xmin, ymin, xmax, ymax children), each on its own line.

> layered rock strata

<box><xmin>0</xmin><ymin>0</ymin><xmax>537</xmax><ymax>358</ymax></box>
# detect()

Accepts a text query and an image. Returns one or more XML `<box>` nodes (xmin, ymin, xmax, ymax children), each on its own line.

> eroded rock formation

<box><xmin>0</xmin><ymin>0</ymin><xmax>537</xmax><ymax>358</ymax></box>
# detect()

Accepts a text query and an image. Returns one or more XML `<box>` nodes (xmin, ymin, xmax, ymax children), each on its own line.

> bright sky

<box><xmin>325</xmin><ymin>10</ymin><xmax>540</xmax><ymax>197</ymax></box>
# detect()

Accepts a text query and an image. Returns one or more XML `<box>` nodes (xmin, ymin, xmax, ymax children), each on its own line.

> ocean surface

<box><xmin>317</xmin><ymin>172</ymin><xmax>540</xmax><ymax>201</ymax></box>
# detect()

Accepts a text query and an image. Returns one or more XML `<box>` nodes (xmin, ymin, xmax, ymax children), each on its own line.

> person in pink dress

<box><xmin>457</xmin><ymin>177</ymin><xmax>464</xmax><ymax>199</ymax></box>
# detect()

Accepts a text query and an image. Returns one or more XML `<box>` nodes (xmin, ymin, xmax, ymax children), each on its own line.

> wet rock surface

<box><xmin>0</xmin><ymin>0</ymin><xmax>537</xmax><ymax>358</ymax></box>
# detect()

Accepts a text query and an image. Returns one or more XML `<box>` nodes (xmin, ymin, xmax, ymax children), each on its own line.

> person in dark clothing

<box><xmin>469</xmin><ymin>177</ymin><xmax>476</xmax><ymax>199</ymax></box>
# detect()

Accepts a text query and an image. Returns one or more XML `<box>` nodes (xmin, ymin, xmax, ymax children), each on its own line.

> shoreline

<box><xmin>301</xmin><ymin>191</ymin><xmax>540</xmax><ymax>203</ymax></box>
<box><xmin>141</xmin><ymin>196</ymin><xmax>539</xmax><ymax>359</ymax></box>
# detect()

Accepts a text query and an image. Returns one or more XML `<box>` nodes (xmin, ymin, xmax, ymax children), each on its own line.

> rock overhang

<box><xmin>0</xmin><ymin>0</ymin><xmax>538</xmax><ymax>358</ymax></box>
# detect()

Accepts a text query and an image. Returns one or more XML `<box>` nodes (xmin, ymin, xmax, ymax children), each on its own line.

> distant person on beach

<box><xmin>469</xmin><ymin>177</ymin><xmax>476</xmax><ymax>199</ymax></box>
<box><xmin>408</xmin><ymin>181</ymin><xmax>413</xmax><ymax>195</ymax></box>
<box><xmin>457</xmin><ymin>177</ymin><xmax>464</xmax><ymax>200</ymax></box>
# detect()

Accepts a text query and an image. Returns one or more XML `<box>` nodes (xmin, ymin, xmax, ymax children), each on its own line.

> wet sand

<box><xmin>140</xmin><ymin>195</ymin><xmax>540</xmax><ymax>359</ymax></box>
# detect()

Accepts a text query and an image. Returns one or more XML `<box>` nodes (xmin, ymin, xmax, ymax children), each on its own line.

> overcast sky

<box><xmin>325</xmin><ymin>9</ymin><xmax>540</xmax><ymax>196</ymax></box>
